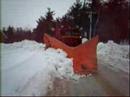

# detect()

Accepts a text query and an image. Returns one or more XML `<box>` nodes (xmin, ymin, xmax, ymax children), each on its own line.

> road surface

<box><xmin>46</xmin><ymin>62</ymin><xmax>129</xmax><ymax>96</ymax></box>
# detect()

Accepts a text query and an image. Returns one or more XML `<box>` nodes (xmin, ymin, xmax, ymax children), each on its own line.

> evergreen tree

<box><xmin>34</xmin><ymin>8</ymin><xmax>55</xmax><ymax>42</ymax></box>
<box><xmin>96</xmin><ymin>0</ymin><xmax>129</xmax><ymax>43</ymax></box>
<box><xmin>5</xmin><ymin>26</ymin><xmax>15</xmax><ymax>42</ymax></box>
<box><xmin>63</xmin><ymin>0</ymin><xmax>98</xmax><ymax>39</ymax></box>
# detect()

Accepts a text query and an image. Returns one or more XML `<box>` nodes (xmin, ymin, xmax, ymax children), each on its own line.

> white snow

<box><xmin>97</xmin><ymin>41</ymin><xmax>129</xmax><ymax>95</ymax></box>
<box><xmin>82</xmin><ymin>38</ymin><xmax>88</xmax><ymax>44</ymax></box>
<box><xmin>1</xmin><ymin>40</ymin><xmax>129</xmax><ymax>96</ymax></box>
<box><xmin>1</xmin><ymin>40</ymin><xmax>77</xmax><ymax>96</ymax></box>
<box><xmin>97</xmin><ymin>40</ymin><xmax>129</xmax><ymax>74</ymax></box>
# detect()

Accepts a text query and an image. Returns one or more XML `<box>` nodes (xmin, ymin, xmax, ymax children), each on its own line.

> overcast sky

<box><xmin>1</xmin><ymin>0</ymin><xmax>83</xmax><ymax>29</ymax></box>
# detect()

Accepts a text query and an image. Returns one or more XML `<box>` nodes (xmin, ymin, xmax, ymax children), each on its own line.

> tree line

<box><xmin>0</xmin><ymin>0</ymin><xmax>129</xmax><ymax>44</ymax></box>
<box><xmin>0</xmin><ymin>26</ymin><xmax>33</xmax><ymax>43</ymax></box>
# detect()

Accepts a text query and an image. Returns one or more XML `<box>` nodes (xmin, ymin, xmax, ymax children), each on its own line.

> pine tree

<box><xmin>96</xmin><ymin>0</ymin><xmax>129</xmax><ymax>43</ymax></box>
<box><xmin>5</xmin><ymin>26</ymin><xmax>15</xmax><ymax>42</ymax></box>
<box><xmin>64</xmin><ymin>0</ymin><xmax>98</xmax><ymax>39</ymax></box>
<box><xmin>34</xmin><ymin>8</ymin><xmax>55</xmax><ymax>42</ymax></box>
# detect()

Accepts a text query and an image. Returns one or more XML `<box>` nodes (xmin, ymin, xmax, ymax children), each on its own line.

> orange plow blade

<box><xmin>43</xmin><ymin>33</ymin><xmax>99</xmax><ymax>75</ymax></box>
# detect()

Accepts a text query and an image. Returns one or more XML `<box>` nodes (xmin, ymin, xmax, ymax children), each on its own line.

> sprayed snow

<box><xmin>97</xmin><ymin>40</ymin><xmax>129</xmax><ymax>74</ymax></box>
<box><xmin>1</xmin><ymin>40</ymin><xmax>78</xmax><ymax>96</ymax></box>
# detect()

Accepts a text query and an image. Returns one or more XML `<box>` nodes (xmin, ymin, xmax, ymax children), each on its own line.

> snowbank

<box><xmin>1</xmin><ymin>40</ymin><xmax>78</xmax><ymax>96</ymax></box>
<box><xmin>97</xmin><ymin>40</ymin><xmax>129</xmax><ymax>74</ymax></box>
<box><xmin>97</xmin><ymin>41</ymin><xmax>129</xmax><ymax>96</ymax></box>
<box><xmin>1</xmin><ymin>40</ymin><xmax>46</xmax><ymax>51</ymax></box>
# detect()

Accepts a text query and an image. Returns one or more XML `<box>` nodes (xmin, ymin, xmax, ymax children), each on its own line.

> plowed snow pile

<box><xmin>97</xmin><ymin>41</ymin><xmax>129</xmax><ymax>74</ymax></box>
<box><xmin>97</xmin><ymin>41</ymin><xmax>129</xmax><ymax>95</ymax></box>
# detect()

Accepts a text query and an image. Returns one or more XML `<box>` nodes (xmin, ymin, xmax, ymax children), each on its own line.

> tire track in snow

<box><xmin>1</xmin><ymin>50</ymin><xmax>47</xmax><ymax>96</ymax></box>
<box><xmin>2</xmin><ymin>51</ymin><xmax>37</xmax><ymax>72</ymax></box>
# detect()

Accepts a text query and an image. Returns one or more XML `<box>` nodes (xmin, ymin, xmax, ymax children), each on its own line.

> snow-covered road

<box><xmin>1</xmin><ymin>40</ymin><xmax>129</xmax><ymax>96</ymax></box>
